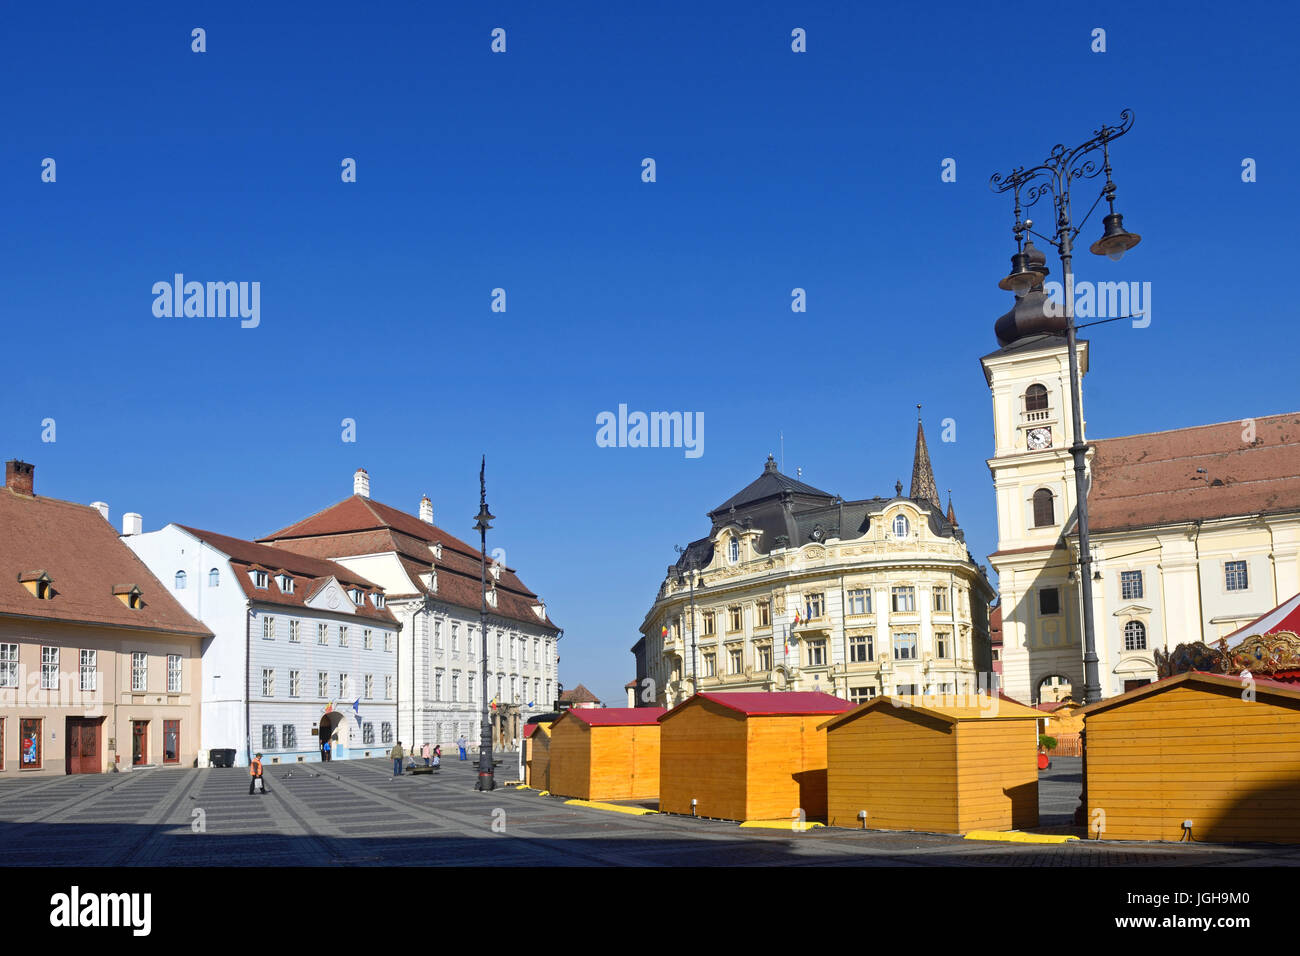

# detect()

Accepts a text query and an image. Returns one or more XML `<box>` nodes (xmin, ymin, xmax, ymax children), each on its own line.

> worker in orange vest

<box><xmin>249</xmin><ymin>752</ymin><xmax>268</xmax><ymax>795</ymax></box>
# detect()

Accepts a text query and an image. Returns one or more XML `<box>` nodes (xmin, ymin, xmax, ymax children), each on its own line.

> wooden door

<box><xmin>66</xmin><ymin>718</ymin><xmax>102</xmax><ymax>774</ymax></box>
<box><xmin>132</xmin><ymin>721</ymin><xmax>148</xmax><ymax>765</ymax></box>
<box><xmin>163</xmin><ymin>720</ymin><xmax>180</xmax><ymax>764</ymax></box>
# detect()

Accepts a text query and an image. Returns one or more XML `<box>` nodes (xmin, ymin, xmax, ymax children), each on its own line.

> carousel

<box><xmin>1155</xmin><ymin>592</ymin><xmax>1300</xmax><ymax>683</ymax></box>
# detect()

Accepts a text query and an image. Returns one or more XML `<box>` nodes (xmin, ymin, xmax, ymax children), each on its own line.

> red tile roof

<box><xmin>1086</xmin><ymin>412</ymin><xmax>1300</xmax><ymax>533</ymax></box>
<box><xmin>0</xmin><ymin>485</ymin><xmax>209</xmax><ymax>638</ymax></box>
<box><xmin>177</xmin><ymin>526</ymin><xmax>398</xmax><ymax>624</ymax></box>
<box><xmin>560</xmin><ymin>707</ymin><xmax>666</xmax><ymax>727</ymax></box>
<box><xmin>559</xmin><ymin>683</ymin><xmax>601</xmax><ymax>704</ymax></box>
<box><xmin>684</xmin><ymin>691</ymin><xmax>851</xmax><ymax>717</ymax></box>
<box><xmin>258</xmin><ymin>495</ymin><xmax>558</xmax><ymax>631</ymax></box>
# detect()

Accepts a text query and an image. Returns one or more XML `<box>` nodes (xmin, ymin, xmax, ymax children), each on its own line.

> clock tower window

<box><xmin>1032</xmin><ymin>488</ymin><xmax>1056</xmax><ymax>527</ymax></box>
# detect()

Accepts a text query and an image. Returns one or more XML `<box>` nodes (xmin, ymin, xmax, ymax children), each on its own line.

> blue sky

<box><xmin>3</xmin><ymin>1</ymin><xmax>1298</xmax><ymax>706</ymax></box>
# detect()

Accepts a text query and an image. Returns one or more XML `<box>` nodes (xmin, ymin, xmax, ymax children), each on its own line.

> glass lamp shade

<box><xmin>1090</xmin><ymin>212</ymin><xmax>1141</xmax><ymax>261</ymax></box>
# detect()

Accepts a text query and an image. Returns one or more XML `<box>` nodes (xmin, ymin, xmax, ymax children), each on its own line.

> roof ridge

<box><xmin>1095</xmin><ymin>411</ymin><xmax>1300</xmax><ymax>445</ymax></box>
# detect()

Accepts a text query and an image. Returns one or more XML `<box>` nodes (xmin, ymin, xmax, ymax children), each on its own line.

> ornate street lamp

<box><xmin>989</xmin><ymin>109</ymin><xmax>1142</xmax><ymax>705</ymax></box>
<box><xmin>673</xmin><ymin>545</ymin><xmax>700</xmax><ymax>703</ymax></box>
<box><xmin>474</xmin><ymin>456</ymin><xmax>496</xmax><ymax>791</ymax></box>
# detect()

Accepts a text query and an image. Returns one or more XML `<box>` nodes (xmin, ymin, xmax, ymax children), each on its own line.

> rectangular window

<box><xmin>849</xmin><ymin>634</ymin><xmax>874</xmax><ymax>663</ymax></box>
<box><xmin>451</xmin><ymin>623</ymin><xmax>459</xmax><ymax>652</ymax></box>
<box><xmin>317</xmin><ymin>623</ymin><xmax>329</xmax><ymax>645</ymax></box>
<box><xmin>756</xmin><ymin>600</ymin><xmax>771</xmax><ymax>628</ymax></box>
<box><xmin>262</xmin><ymin>668</ymin><xmax>275</xmax><ymax>696</ymax></box>
<box><xmin>289</xmin><ymin>620</ymin><xmax>301</xmax><ymax>643</ymax></box>
<box><xmin>757</xmin><ymin>644</ymin><xmax>772</xmax><ymax>671</ymax></box>
<box><xmin>363</xmin><ymin>723</ymin><xmax>375</xmax><ymax>745</ymax></box>
<box><xmin>468</xmin><ymin>673</ymin><xmax>475</xmax><ymax>703</ymax></box>
<box><xmin>262</xmin><ymin>616</ymin><xmax>276</xmax><ymax>640</ymax></box>
<box><xmin>1120</xmin><ymin>570</ymin><xmax>1144</xmax><ymax>600</ymax></box>
<box><xmin>893</xmin><ymin>633</ymin><xmax>918</xmax><ymax>660</ymax></box>
<box><xmin>339</xmin><ymin>626</ymin><xmax>349</xmax><ymax>648</ymax></box>
<box><xmin>933</xmin><ymin>587</ymin><xmax>949</xmax><ymax>612</ymax></box>
<box><xmin>936</xmin><ymin>632</ymin><xmax>951</xmax><ymax>659</ymax></box>
<box><xmin>252</xmin><ymin>570</ymin><xmax>268</xmax><ymax>589</ymax></box>
<box><xmin>727</xmin><ymin>606</ymin><xmax>742</xmax><ymax>632</ymax></box>
<box><xmin>262</xmin><ymin>724</ymin><xmax>277</xmax><ymax>750</ymax></box>
<box><xmin>339</xmin><ymin>673</ymin><xmax>349</xmax><ymax>699</ymax></box>
<box><xmin>728</xmin><ymin>646</ymin><xmax>743</xmax><ymax>674</ymax></box>
<box><xmin>1039</xmin><ymin>587</ymin><xmax>1061</xmax><ymax>615</ymax></box>
<box><xmin>80</xmin><ymin>649</ymin><xmax>97</xmax><ymax>691</ymax></box>
<box><xmin>1225</xmin><ymin>560</ymin><xmax>1249</xmax><ymax>591</ymax></box>
<box><xmin>365</xmin><ymin>674</ymin><xmax>374</xmax><ymax>700</ymax></box>
<box><xmin>163</xmin><ymin>720</ymin><xmax>180</xmax><ymax>764</ymax></box>
<box><xmin>318</xmin><ymin>671</ymin><xmax>329</xmax><ymax>698</ymax></box>
<box><xmin>384</xmin><ymin>631</ymin><xmax>393</xmax><ymax>652</ymax></box>
<box><xmin>496</xmin><ymin>634</ymin><xmax>502</xmax><ymax>658</ymax></box>
<box><xmin>435</xmin><ymin>669</ymin><xmax>444</xmax><ymax>702</ymax></box>
<box><xmin>805</xmin><ymin>593</ymin><xmax>825</xmax><ymax>619</ymax></box>
<box><xmin>289</xmin><ymin>670</ymin><xmax>301</xmax><ymax>697</ymax></box>
<box><xmin>20</xmin><ymin>717</ymin><xmax>42</xmax><ymax>769</ymax></box>
<box><xmin>846</xmin><ymin>589</ymin><xmax>871</xmax><ymax>615</ymax></box>
<box><xmin>0</xmin><ymin>644</ymin><xmax>17</xmax><ymax>689</ymax></box>
<box><xmin>382</xmin><ymin>722</ymin><xmax>393</xmax><ymax>744</ymax></box>
<box><xmin>896</xmin><ymin>684</ymin><xmax>919</xmax><ymax>696</ymax></box>
<box><xmin>283</xmin><ymin>725</ymin><xmax>297</xmax><ymax>750</ymax></box>
<box><xmin>41</xmin><ymin>646</ymin><xmax>59</xmax><ymax>690</ymax></box>
<box><xmin>364</xmin><ymin>629</ymin><xmax>373</xmax><ymax>650</ymax></box>
<box><xmin>385</xmin><ymin>675</ymin><xmax>393</xmax><ymax>700</ymax></box>
<box><xmin>702</xmin><ymin>651</ymin><xmax>716</xmax><ymax>678</ymax></box>
<box><xmin>703</xmin><ymin>612</ymin><xmax>716</xmax><ymax>636</ymax></box>
<box><xmin>521</xmin><ymin>639</ymin><xmax>528</xmax><ymax>663</ymax></box>
<box><xmin>806</xmin><ymin>639</ymin><xmax>827</xmax><ymax>667</ymax></box>
<box><xmin>891</xmin><ymin>587</ymin><xmax>916</xmax><ymax>613</ymax></box>
<box><xmin>132</xmin><ymin>651</ymin><xmax>147</xmax><ymax>692</ymax></box>
<box><xmin>434</xmin><ymin>620</ymin><xmax>442</xmax><ymax>650</ymax></box>
<box><xmin>452</xmin><ymin>672</ymin><xmax>460</xmax><ymax>702</ymax></box>
<box><xmin>849</xmin><ymin>686</ymin><xmax>877</xmax><ymax>704</ymax></box>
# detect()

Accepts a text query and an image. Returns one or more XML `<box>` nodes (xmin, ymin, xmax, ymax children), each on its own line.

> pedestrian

<box><xmin>391</xmin><ymin>741</ymin><xmax>405</xmax><ymax>777</ymax></box>
<box><xmin>457</xmin><ymin>735</ymin><xmax>467</xmax><ymax>761</ymax></box>
<box><xmin>249</xmin><ymin>752</ymin><xmax>267</xmax><ymax>795</ymax></box>
<box><xmin>432</xmin><ymin>745</ymin><xmax>441</xmax><ymax>769</ymax></box>
<box><xmin>323</xmin><ymin>738</ymin><xmax>331</xmax><ymax>762</ymax></box>
<box><xmin>422</xmin><ymin>742</ymin><xmax>431</xmax><ymax>767</ymax></box>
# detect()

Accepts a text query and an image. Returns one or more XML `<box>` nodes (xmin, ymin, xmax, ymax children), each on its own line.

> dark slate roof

<box><xmin>708</xmin><ymin>455</ymin><xmax>834</xmax><ymax>517</ymax></box>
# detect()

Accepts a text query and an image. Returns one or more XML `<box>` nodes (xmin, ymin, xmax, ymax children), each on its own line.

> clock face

<box><xmin>1027</xmin><ymin>427</ymin><xmax>1053</xmax><ymax>450</ymax></box>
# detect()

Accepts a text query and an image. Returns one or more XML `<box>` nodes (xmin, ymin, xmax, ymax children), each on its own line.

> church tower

<box><xmin>980</xmin><ymin>249</ymin><xmax>1092</xmax><ymax>704</ymax></box>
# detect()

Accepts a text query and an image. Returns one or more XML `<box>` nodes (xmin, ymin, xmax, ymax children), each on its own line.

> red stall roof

<box><xmin>681</xmin><ymin>691</ymin><xmax>851</xmax><ymax>718</ymax></box>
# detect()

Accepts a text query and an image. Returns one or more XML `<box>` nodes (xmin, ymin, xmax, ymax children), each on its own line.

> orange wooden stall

<box><xmin>547</xmin><ymin>708</ymin><xmax>665</xmax><ymax>801</ymax></box>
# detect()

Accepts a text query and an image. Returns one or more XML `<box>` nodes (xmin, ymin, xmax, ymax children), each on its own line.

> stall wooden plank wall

<box><xmin>824</xmin><ymin>699</ymin><xmax>1040</xmax><ymax>833</ymax></box>
<box><xmin>1082</xmin><ymin>673</ymin><xmax>1300</xmax><ymax>843</ymax></box>
<box><xmin>659</xmin><ymin>692</ymin><xmax>850</xmax><ymax>822</ymax></box>
<box><xmin>524</xmin><ymin>723</ymin><xmax>551</xmax><ymax>790</ymax></box>
<box><xmin>548</xmin><ymin>710</ymin><xmax>662</xmax><ymax>801</ymax></box>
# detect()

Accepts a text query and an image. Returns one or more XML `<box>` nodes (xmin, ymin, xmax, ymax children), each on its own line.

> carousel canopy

<box><xmin>1226</xmin><ymin>591</ymin><xmax>1300</xmax><ymax>641</ymax></box>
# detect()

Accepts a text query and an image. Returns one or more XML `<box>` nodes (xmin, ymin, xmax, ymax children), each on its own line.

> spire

<box><xmin>910</xmin><ymin>406</ymin><xmax>941</xmax><ymax>508</ymax></box>
<box><xmin>946</xmin><ymin>489</ymin><xmax>958</xmax><ymax>526</ymax></box>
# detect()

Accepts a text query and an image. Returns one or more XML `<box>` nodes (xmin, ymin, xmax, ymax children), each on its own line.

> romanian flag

<box><xmin>490</xmin><ymin>696</ymin><xmax>498</xmax><ymax>712</ymax></box>
<box><xmin>793</xmin><ymin>609</ymin><xmax>802</xmax><ymax>625</ymax></box>
<box><xmin>661</xmin><ymin>625</ymin><xmax>668</xmax><ymax>637</ymax></box>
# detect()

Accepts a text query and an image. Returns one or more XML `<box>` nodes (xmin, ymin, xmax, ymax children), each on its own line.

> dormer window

<box><xmin>277</xmin><ymin>573</ymin><xmax>294</xmax><ymax>594</ymax></box>
<box><xmin>251</xmin><ymin>570</ymin><xmax>269</xmax><ymax>589</ymax></box>
<box><xmin>490</xmin><ymin>563</ymin><xmax>502</xmax><ymax>582</ymax></box>
<box><xmin>373</xmin><ymin>593</ymin><xmax>386</xmax><ymax>609</ymax></box>
<box><xmin>487</xmin><ymin>588</ymin><xmax>498</xmax><ymax>608</ymax></box>
<box><xmin>892</xmin><ymin>515</ymin><xmax>910</xmax><ymax>538</ymax></box>
<box><xmin>19</xmin><ymin>571</ymin><xmax>54</xmax><ymax>600</ymax></box>
<box><xmin>350</xmin><ymin>588</ymin><xmax>365</xmax><ymax>605</ymax></box>
<box><xmin>113</xmin><ymin>584</ymin><xmax>144</xmax><ymax>609</ymax></box>
<box><xmin>209</xmin><ymin>568</ymin><xmax>220</xmax><ymax>587</ymax></box>
<box><xmin>431</xmin><ymin>542</ymin><xmax>443</xmax><ymax>560</ymax></box>
<box><xmin>728</xmin><ymin>537</ymin><xmax>740</xmax><ymax>564</ymax></box>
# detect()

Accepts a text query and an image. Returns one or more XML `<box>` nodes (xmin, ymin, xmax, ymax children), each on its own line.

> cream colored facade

<box><xmin>641</xmin><ymin>497</ymin><xmax>995</xmax><ymax>707</ymax></box>
<box><xmin>982</xmin><ymin>337</ymin><xmax>1300</xmax><ymax>702</ymax></box>
<box><xmin>0</xmin><ymin>617</ymin><xmax>202</xmax><ymax>775</ymax></box>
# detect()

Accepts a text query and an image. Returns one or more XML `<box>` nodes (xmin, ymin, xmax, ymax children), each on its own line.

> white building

<box><xmin>125</xmin><ymin>523</ymin><xmax>399</xmax><ymax>766</ymax></box>
<box><xmin>257</xmin><ymin>469</ymin><xmax>561</xmax><ymax>752</ymax></box>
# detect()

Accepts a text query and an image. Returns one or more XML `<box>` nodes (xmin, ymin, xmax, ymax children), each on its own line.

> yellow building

<box><xmin>980</xmin><ymin>324</ymin><xmax>1300</xmax><ymax>703</ymax></box>
<box><xmin>638</xmin><ymin>427</ymin><xmax>996</xmax><ymax>708</ymax></box>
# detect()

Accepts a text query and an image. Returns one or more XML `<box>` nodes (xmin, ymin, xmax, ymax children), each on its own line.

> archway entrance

<box><xmin>319</xmin><ymin>711</ymin><xmax>349</xmax><ymax>760</ymax></box>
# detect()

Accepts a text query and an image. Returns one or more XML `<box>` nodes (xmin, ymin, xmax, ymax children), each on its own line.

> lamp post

<box><xmin>474</xmin><ymin>456</ymin><xmax>496</xmax><ymax>791</ymax></box>
<box><xmin>989</xmin><ymin>109</ymin><xmax>1142</xmax><ymax>705</ymax></box>
<box><xmin>673</xmin><ymin>546</ymin><xmax>699</xmax><ymax>703</ymax></box>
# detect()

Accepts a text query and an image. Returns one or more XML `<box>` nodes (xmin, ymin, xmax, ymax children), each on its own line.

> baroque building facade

<box><xmin>637</xmin><ymin>430</ymin><xmax>995</xmax><ymax>707</ymax></box>
<box><xmin>982</xmin><ymin>315</ymin><xmax>1300</xmax><ymax>704</ymax></box>
<box><xmin>258</xmin><ymin>469</ymin><xmax>561</xmax><ymax>751</ymax></box>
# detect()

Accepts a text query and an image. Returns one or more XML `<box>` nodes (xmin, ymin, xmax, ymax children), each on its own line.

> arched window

<box><xmin>1123</xmin><ymin>620</ymin><xmax>1147</xmax><ymax>651</ymax></box>
<box><xmin>1032</xmin><ymin>488</ymin><xmax>1055</xmax><ymax>527</ymax></box>
<box><xmin>892</xmin><ymin>514</ymin><xmax>910</xmax><ymax>537</ymax></box>
<box><xmin>1025</xmin><ymin>384</ymin><xmax>1049</xmax><ymax>412</ymax></box>
<box><xmin>174</xmin><ymin>571</ymin><xmax>187</xmax><ymax>590</ymax></box>
<box><xmin>209</xmin><ymin>568</ymin><xmax>220</xmax><ymax>587</ymax></box>
<box><xmin>728</xmin><ymin>537</ymin><xmax>739</xmax><ymax>564</ymax></box>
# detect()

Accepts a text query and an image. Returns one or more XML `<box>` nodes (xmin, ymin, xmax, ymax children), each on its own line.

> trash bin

<box><xmin>209</xmin><ymin>748</ymin><xmax>236</xmax><ymax>768</ymax></box>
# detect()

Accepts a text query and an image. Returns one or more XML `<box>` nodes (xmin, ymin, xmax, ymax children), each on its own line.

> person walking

<box><xmin>421</xmin><ymin>742</ymin><xmax>431</xmax><ymax>767</ymax></box>
<box><xmin>323</xmin><ymin>738</ymin><xmax>331</xmax><ymax>762</ymax></box>
<box><xmin>391</xmin><ymin>741</ymin><xmax>405</xmax><ymax>777</ymax></box>
<box><xmin>249</xmin><ymin>752</ymin><xmax>268</xmax><ymax>795</ymax></box>
<box><xmin>457</xmin><ymin>735</ymin><xmax>467</xmax><ymax>761</ymax></box>
<box><xmin>432</xmin><ymin>745</ymin><xmax>441</xmax><ymax>769</ymax></box>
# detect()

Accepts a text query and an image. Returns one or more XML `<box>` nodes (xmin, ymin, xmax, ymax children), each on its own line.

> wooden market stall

<box><xmin>821</xmin><ymin>695</ymin><xmax>1043</xmax><ymax>833</ymax></box>
<box><xmin>658</xmin><ymin>692</ymin><xmax>851</xmax><ymax>822</ymax></box>
<box><xmin>547</xmin><ymin>707</ymin><xmax>665</xmax><ymax>801</ymax></box>
<box><xmin>523</xmin><ymin>721</ymin><xmax>552</xmax><ymax>790</ymax></box>
<box><xmin>1079</xmin><ymin>671</ymin><xmax>1300</xmax><ymax>843</ymax></box>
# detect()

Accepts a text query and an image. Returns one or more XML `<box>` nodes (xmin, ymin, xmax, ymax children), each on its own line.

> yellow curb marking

<box><xmin>963</xmin><ymin>830</ymin><xmax>1078</xmax><ymax>844</ymax></box>
<box><xmin>563</xmin><ymin>799</ymin><xmax>658</xmax><ymax>816</ymax></box>
<box><xmin>739</xmin><ymin>820</ymin><xmax>825</xmax><ymax>831</ymax></box>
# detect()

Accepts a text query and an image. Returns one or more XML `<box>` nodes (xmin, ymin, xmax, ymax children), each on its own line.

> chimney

<box><xmin>122</xmin><ymin>513</ymin><xmax>143</xmax><ymax>536</ymax></box>
<box><xmin>353</xmin><ymin>468</ymin><xmax>370</xmax><ymax>499</ymax></box>
<box><xmin>4</xmin><ymin>460</ymin><xmax>34</xmax><ymax>496</ymax></box>
<box><xmin>419</xmin><ymin>495</ymin><xmax>433</xmax><ymax>524</ymax></box>
<box><xmin>91</xmin><ymin>502</ymin><xmax>110</xmax><ymax>522</ymax></box>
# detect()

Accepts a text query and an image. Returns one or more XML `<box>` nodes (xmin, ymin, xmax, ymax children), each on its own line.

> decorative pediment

<box><xmin>305</xmin><ymin>577</ymin><xmax>355</xmax><ymax>614</ymax></box>
<box><xmin>1112</xmin><ymin>604</ymin><xmax>1153</xmax><ymax>617</ymax></box>
<box><xmin>1113</xmin><ymin>655</ymin><xmax>1155</xmax><ymax>675</ymax></box>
